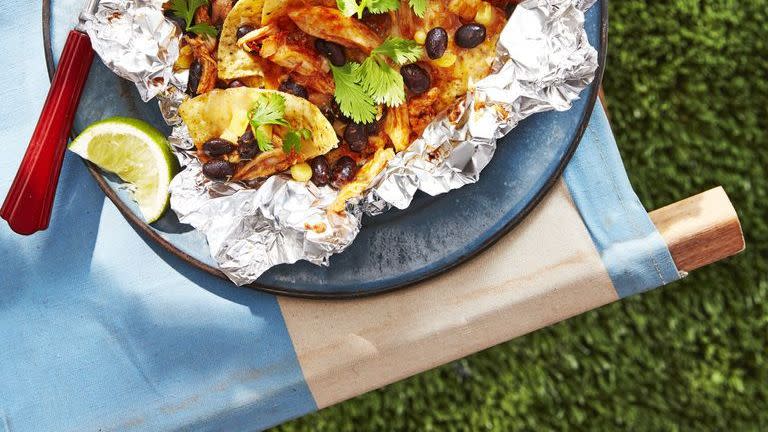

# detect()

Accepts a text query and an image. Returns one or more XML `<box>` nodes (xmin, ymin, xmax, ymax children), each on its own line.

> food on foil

<box><xmin>83</xmin><ymin>0</ymin><xmax>596</xmax><ymax>284</ymax></box>
<box><xmin>169</xmin><ymin>0</ymin><xmax>513</xmax><ymax>211</ymax></box>
<box><xmin>178</xmin><ymin>87</ymin><xmax>337</xmax><ymax>180</ymax></box>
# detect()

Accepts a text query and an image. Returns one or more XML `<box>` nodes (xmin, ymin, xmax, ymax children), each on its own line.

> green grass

<box><xmin>276</xmin><ymin>1</ymin><xmax>768</xmax><ymax>430</ymax></box>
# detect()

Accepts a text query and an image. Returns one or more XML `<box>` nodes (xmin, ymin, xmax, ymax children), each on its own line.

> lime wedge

<box><xmin>69</xmin><ymin>117</ymin><xmax>178</xmax><ymax>223</ymax></box>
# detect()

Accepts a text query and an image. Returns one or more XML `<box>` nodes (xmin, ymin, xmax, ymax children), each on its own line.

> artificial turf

<box><xmin>276</xmin><ymin>1</ymin><xmax>768</xmax><ymax>430</ymax></box>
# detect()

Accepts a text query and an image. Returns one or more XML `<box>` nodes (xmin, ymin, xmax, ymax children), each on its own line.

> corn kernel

<box><xmin>414</xmin><ymin>30</ymin><xmax>427</xmax><ymax>45</ymax></box>
<box><xmin>174</xmin><ymin>45</ymin><xmax>193</xmax><ymax>70</ymax></box>
<box><xmin>291</xmin><ymin>162</ymin><xmax>313</xmax><ymax>182</ymax></box>
<box><xmin>432</xmin><ymin>52</ymin><xmax>457</xmax><ymax>68</ymax></box>
<box><xmin>475</xmin><ymin>2</ymin><xmax>495</xmax><ymax>27</ymax></box>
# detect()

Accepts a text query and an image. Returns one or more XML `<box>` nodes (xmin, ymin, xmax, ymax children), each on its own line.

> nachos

<box><xmin>170</xmin><ymin>0</ymin><xmax>513</xmax><ymax>212</ymax></box>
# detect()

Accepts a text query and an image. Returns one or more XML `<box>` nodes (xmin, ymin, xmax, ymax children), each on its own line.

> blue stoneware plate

<box><xmin>44</xmin><ymin>0</ymin><xmax>607</xmax><ymax>298</ymax></box>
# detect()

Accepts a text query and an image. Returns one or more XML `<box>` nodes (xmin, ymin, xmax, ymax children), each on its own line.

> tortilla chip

<box><xmin>217</xmin><ymin>0</ymin><xmax>265</xmax><ymax>80</ymax></box>
<box><xmin>179</xmin><ymin>88</ymin><xmax>338</xmax><ymax>179</ymax></box>
<box><xmin>261</xmin><ymin>0</ymin><xmax>335</xmax><ymax>25</ymax></box>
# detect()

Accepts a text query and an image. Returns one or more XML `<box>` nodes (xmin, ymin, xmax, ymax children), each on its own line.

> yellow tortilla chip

<box><xmin>179</xmin><ymin>88</ymin><xmax>338</xmax><ymax>179</ymax></box>
<box><xmin>261</xmin><ymin>0</ymin><xmax>335</xmax><ymax>25</ymax></box>
<box><xmin>217</xmin><ymin>0</ymin><xmax>265</xmax><ymax>80</ymax></box>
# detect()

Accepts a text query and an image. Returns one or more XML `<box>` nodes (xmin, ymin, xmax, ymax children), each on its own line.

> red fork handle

<box><xmin>1</xmin><ymin>30</ymin><xmax>94</xmax><ymax>235</ymax></box>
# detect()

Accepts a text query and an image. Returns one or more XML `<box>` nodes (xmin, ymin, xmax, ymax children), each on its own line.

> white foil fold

<box><xmin>169</xmin><ymin>163</ymin><xmax>360</xmax><ymax>285</ymax></box>
<box><xmin>83</xmin><ymin>0</ymin><xmax>179</xmax><ymax>101</ymax></box>
<box><xmin>85</xmin><ymin>0</ymin><xmax>599</xmax><ymax>285</ymax></box>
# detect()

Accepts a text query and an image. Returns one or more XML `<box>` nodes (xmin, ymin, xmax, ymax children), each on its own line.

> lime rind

<box><xmin>68</xmin><ymin>117</ymin><xmax>178</xmax><ymax>223</ymax></box>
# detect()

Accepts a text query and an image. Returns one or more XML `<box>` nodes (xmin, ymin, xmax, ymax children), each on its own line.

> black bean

<box><xmin>202</xmin><ymin>159</ymin><xmax>235</xmax><ymax>180</ymax></box>
<box><xmin>314</xmin><ymin>39</ymin><xmax>347</xmax><ymax>67</ymax></box>
<box><xmin>203</xmin><ymin>138</ymin><xmax>235</xmax><ymax>157</ymax></box>
<box><xmin>309</xmin><ymin>156</ymin><xmax>331</xmax><ymax>186</ymax></box>
<box><xmin>237</xmin><ymin>128</ymin><xmax>255</xmax><ymax>147</ymax></box>
<box><xmin>237</xmin><ymin>129</ymin><xmax>260</xmax><ymax>159</ymax></box>
<box><xmin>238</xmin><ymin>142</ymin><xmax>260</xmax><ymax>159</ymax></box>
<box><xmin>366</xmin><ymin>109</ymin><xmax>386</xmax><ymax>135</ymax></box>
<box><xmin>425</xmin><ymin>27</ymin><xmax>448</xmax><ymax>59</ymax></box>
<box><xmin>228</xmin><ymin>79</ymin><xmax>245</xmax><ymax>88</ymax></box>
<box><xmin>186</xmin><ymin>60</ymin><xmax>202</xmax><ymax>96</ymax></box>
<box><xmin>344</xmin><ymin>123</ymin><xmax>368</xmax><ymax>152</ymax></box>
<box><xmin>331</xmin><ymin>156</ymin><xmax>358</xmax><ymax>188</ymax></box>
<box><xmin>278</xmin><ymin>79</ymin><xmax>309</xmax><ymax>99</ymax></box>
<box><xmin>455</xmin><ymin>23</ymin><xmax>487</xmax><ymax>48</ymax></box>
<box><xmin>400</xmin><ymin>64</ymin><xmax>431</xmax><ymax>94</ymax></box>
<box><xmin>320</xmin><ymin>103</ymin><xmax>336</xmax><ymax>123</ymax></box>
<box><xmin>236</xmin><ymin>24</ymin><xmax>256</xmax><ymax>40</ymax></box>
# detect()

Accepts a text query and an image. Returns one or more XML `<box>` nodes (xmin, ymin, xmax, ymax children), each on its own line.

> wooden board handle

<box><xmin>650</xmin><ymin>186</ymin><xmax>745</xmax><ymax>272</ymax></box>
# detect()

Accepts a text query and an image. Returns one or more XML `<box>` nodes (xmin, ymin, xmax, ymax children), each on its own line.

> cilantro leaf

<box><xmin>248</xmin><ymin>93</ymin><xmax>291</xmax><ymax>152</ymax></box>
<box><xmin>408</xmin><ymin>0</ymin><xmax>427</xmax><ymax>18</ymax></box>
<box><xmin>187</xmin><ymin>23</ymin><xmax>219</xmax><ymax>37</ymax></box>
<box><xmin>372</xmin><ymin>37</ymin><xmax>423</xmax><ymax>65</ymax></box>
<box><xmin>282</xmin><ymin>129</ymin><xmax>311</xmax><ymax>154</ymax></box>
<box><xmin>330</xmin><ymin>36</ymin><xmax>422</xmax><ymax>120</ymax></box>
<box><xmin>249</xmin><ymin>93</ymin><xmax>290</xmax><ymax>128</ymax></box>
<box><xmin>255</xmin><ymin>127</ymin><xmax>274</xmax><ymax>152</ymax></box>
<box><xmin>336</xmin><ymin>0</ymin><xmax>359</xmax><ymax>16</ymax></box>
<box><xmin>282</xmin><ymin>131</ymin><xmax>300</xmax><ymax>154</ymax></box>
<box><xmin>169</xmin><ymin>0</ymin><xmax>206</xmax><ymax>28</ymax></box>
<box><xmin>169</xmin><ymin>0</ymin><xmax>219</xmax><ymax>36</ymax></box>
<box><xmin>364</xmin><ymin>0</ymin><xmax>401</xmax><ymax>15</ymax></box>
<box><xmin>336</xmin><ymin>0</ymin><xmax>400</xmax><ymax>18</ymax></box>
<box><xmin>331</xmin><ymin>63</ymin><xmax>377</xmax><ymax>124</ymax></box>
<box><xmin>357</xmin><ymin>56</ymin><xmax>406</xmax><ymax>107</ymax></box>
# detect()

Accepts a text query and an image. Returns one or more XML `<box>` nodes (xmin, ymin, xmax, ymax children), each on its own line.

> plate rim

<box><xmin>43</xmin><ymin>1</ymin><xmax>608</xmax><ymax>299</ymax></box>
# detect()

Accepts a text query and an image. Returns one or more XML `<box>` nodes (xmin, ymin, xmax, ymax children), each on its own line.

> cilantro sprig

<box><xmin>371</xmin><ymin>37</ymin><xmax>422</xmax><ymax>64</ymax></box>
<box><xmin>169</xmin><ymin>0</ymin><xmax>219</xmax><ymax>37</ymax></box>
<box><xmin>331</xmin><ymin>63</ymin><xmax>378</xmax><ymax>124</ymax></box>
<box><xmin>331</xmin><ymin>37</ymin><xmax>422</xmax><ymax>124</ymax></box>
<box><xmin>248</xmin><ymin>93</ymin><xmax>311</xmax><ymax>153</ymax></box>
<box><xmin>408</xmin><ymin>0</ymin><xmax>427</xmax><ymax>18</ymax></box>
<box><xmin>336</xmin><ymin>0</ymin><xmax>426</xmax><ymax>18</ymax></box>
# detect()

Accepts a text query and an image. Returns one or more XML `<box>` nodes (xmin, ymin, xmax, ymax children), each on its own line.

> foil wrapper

<box><xmin>86</xmin><ymin>0</ymin><xmax>599</xmax><ymax>285</ymax></box>
<box><xmin>82</xmin><ymin>0</ymin><xmax>179</xmax><ymax>101</ymax></box>
<box><xmin>170</xmin><ymin>164</ymin><xmax>360</xmax><ymax>285</ymax></box>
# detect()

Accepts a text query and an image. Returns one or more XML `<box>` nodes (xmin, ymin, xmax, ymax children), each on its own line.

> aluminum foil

<box><xmin>82</xmin><ymin>0</ymin><xmax>179</xmax><ymax>101</ymax></box>
<box><xmin>85</xmin><ymin>0</ymin><xmax>599</xmax><ymax>285</ymax></box>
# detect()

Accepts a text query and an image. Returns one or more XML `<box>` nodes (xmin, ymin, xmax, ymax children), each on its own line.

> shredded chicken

<box><xmin>393</xmin><ymin>2</ymin><xmax>417</xmax><ymax>38</ymax></box>
<box><xmin>211</xmin><ymin>0</ymin><xmax>234</xmax><ymax>25</ymax></box>
<box><xmin>288</xmin><ymin>6</ymin><xmax>382</xmax><ymax>53</ymax></box>
<box><xmin>383</xmin><ymin>104</ymin><xmax>411</xmax><ymax>151</ymax></box>
<box><xmin>238</xmin><ymin>20</ymin><xmax>329</xmax><ymax>78</ymax></box>
<box><xmin>194</xmin><ymin>3</ymin><xmax>212</xmax><ymax>25</ymax></box>
<box><xmin>291</xmin><ymin>73</ymin><xmax>335</xmax><ymax>95</ymax></box>
<box><xmin>260</xmin><ymin>33</ymin><xmax>329</xmax><ymax>76</ymax></box>
<box><xmin>187</xmin><ymin>36</ymin><xmax>218</xmax><ymax>95</ymax></box>
<box><xmin>234</xmin><ymin>148</ymin><xmax>296</xmax><ymax>181</ymax></box>
<box><xmin>237</xmin><ymin>25</ymin><xmax>279</xmax><ymax>47</ymax></box>
<box><xmin>407</xmin><ymin>87</ymin><xmax>441</xmax><ymax>137</ymax></box>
